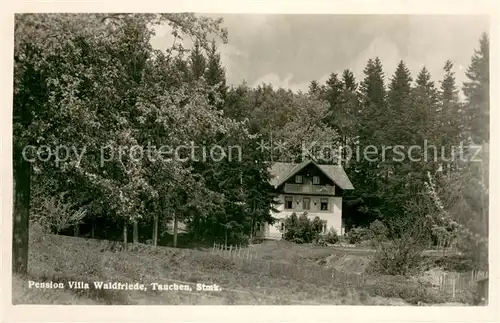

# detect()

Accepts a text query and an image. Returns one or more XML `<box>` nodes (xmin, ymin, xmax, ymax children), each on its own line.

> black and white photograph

<box><xmin>5</xmin><ymin>3</ymin><xmax>496</xmax><ymax>318</ymax></box>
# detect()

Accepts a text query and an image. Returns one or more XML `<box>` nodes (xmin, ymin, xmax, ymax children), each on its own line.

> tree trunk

<box><xmin>12</xmin><ymin>148</ymin><xmax>31</xmax><ymax>275</ymax></box>
<box><xmin>224</xmin><ymin>227</ymin><xmax>228</xmax><ymax>247</ymax></box>
<box><xmin>74</xmin><ymin>224</ymin><xmax>80</xmax><ymax>237</ymax></box>
<box><xmin>341</xmin><ymin>134</ymin><xmax>347</xmax><ymax>166</ymax></box>
<box><xmin>91</xmin><ymin>215</ymin><xmax>96</xmax><ymax>238</ymax></box>
<box><xmin>172</xmin><ymin>213</ymin><xmax>178</xmax><ymax>248</ymax></box>
<box><xmin>152</xmin><ymin>214</ymin><xmax>158</xmax><ymax>247</ymax></box>
<box><xmin>123</xmin><ymin>221</ymin><xmax>128</xmax><ymax>251</ymax></box>
<box><xmin>133</xmin><ymin>220</ymin><xmax>139</xmax><ymax>243</ymax></box>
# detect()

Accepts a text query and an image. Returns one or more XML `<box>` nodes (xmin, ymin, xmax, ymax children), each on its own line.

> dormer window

<box><xmin>313</xmin><ymin>176</ymin><xmax>320</xmax><ymax>185</ymax></box>
<box><xmin>295</xmin><ymin>175</ymin><xmax>303</xmax><ymax>184</ymax></box>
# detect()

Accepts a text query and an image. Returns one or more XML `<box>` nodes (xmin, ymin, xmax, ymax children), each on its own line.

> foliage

<box><xmin>363</xmin><ymin>275</ymin><xmax>453</xmax><ymax>305</ymax></box>
<box><xmin>13</xmin><ymin>13</ymin><xmax>233</xmax><ymax>272</ymax></box>
<box><xmin>368</xmin><ymin>215</ymin><xmax>432</xmax><ymax>276</ymax></box>
<box><xmin>463</xmin><ymin>33</ymin><xmax>489</xmax><ymax>143</ymax></box>
<box><xmin>13</xmin><ymin>13</ymin><xmax>489</xmax><ymax>281</ymax></box>
<box><xmin>31</xmin><ymin>192</ymin><xmax>87</xmax><ymax>234</ymax></box>
<box><xmin>425</xmin><ymin>161</ymin><xmax>488</xmax><ymax>269</ymax></box>
<box><xmin>283</xmin><ymin>213</ymin><xmax>325</xmax><ymax>244</ymax></box>
<box><xmin>345</xmin><ymin>227</ymin><xmax>370</xmax><ymax>244</ymax></box>
<box><xmin>318</xmin><ymin>228</ymin><xmax>339</xmax><ymax>245</ymax></box>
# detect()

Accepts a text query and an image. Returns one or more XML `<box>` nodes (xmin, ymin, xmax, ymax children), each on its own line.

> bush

<box><xmin>364</xmin><ymin>275</ymin><xmax>448</xmax><ymax>305</ymax></box>
<box><xmin>369</xmin><ymin>220</ymin><xmax>388</xmax><ymax>238</ymax></box>
<box><xmin>319</xmin><ymin>228</ymin><xmax>339</xmax><ymax>244</ymax></box>
<box><xmin>368</xmin><ymin>216</ymin><xmax>431</xmax><ymax>276</ymax></box>
<box><xmin>283</xmin><ymin>213</ymin><xmax>325</xmax><ymax>244</ymax></box>
<box><xmin>31</xmin><ymin>192</ymin><xmax>87</xmax><ymax>234</ymax></box>
<box><xmin>432</xmin><ymin>255</ymin><xmax>476</xmax><ymax>272</ymax></box>
<box><xmin>345</xmin><ymin>227</ymin><xmax>369</xmax><ymax>244</ymax></box>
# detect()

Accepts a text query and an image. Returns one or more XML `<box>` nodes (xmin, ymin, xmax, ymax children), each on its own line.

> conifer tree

<box><xmin>343</xmin><ymin>58</ymin><xmax>387</xmax><ymax>228</ymax></box>
<box><xmin>338</xmin><ymin>69</ymin><xmax>360</xmax><ymax>163</ymax></box>
<box><xmin>308</xmin><ymin>80</ymin><xmax>326</xmax><ymax>97</ymax></box>
<box><xmin>387</xmin><ymin>60</ymin><xmax>413</xmax><ymax>146</ymax></box>
<box><xmin>359</xmin><ymin>57</ymin><xmax>386</xmax><ymax>110</ymax></box>
<box><xmin>189</xmin><ymin>40</ymin><xmax>206</xmax><ymax>81</ymax></box>
<box><xmin>205</xmin><ymin>40</ymin><xmax>227</xmax><ymax>109</ymax></box>
<box><xmin>439</xmin><ymin>60</ymin><xmax>463</xmax><ymax>154</ymax></box>
<box><xmin>463</xmin><ymin>32</ymin><xmax>490</xmax><ymax>143</ymax></box>
<box><xmin>413</xmin><ymin>66</ymin><xmax>440</xmax><ymax>145</ymax></box>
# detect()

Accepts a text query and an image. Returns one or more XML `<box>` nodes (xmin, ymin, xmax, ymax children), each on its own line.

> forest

<box><xmin>13</xmin><ymin>13</ymin><xmax>489</xmax><ymax>277</ymax></box>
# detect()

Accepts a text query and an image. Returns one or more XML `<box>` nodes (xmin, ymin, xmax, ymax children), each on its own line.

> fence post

<box><xmin>452</xmin><ymin>278</ymin><xmax>456</xmax><ymax>300</ymax></box>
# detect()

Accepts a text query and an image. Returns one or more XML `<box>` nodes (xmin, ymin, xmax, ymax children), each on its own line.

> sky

<box><xmin>150</xmin><ymin>14</ymin><xmax>489</xmax><ymax>93</ymax></box>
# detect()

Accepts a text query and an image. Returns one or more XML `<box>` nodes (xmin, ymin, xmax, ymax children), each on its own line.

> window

<box><xmin>320</xmin><ymin>197</ymin><xmax>329</xmax><ymax>211</ymax></box>
<box><xmin>313</xmin><ymin>176</ymin><xmax>320</xmax><ymax>185</ymax></box>
<box><xmin>295</xmin><ymin>175</ymin><xmax>303</xmax><ymax>184</ymax></box>
<box><xmin>285</xmin><ymin>196</ymin><xmax>293</xmax><ymax>209</ymax></box>
<box><xmin>303</xmin><ymin>197</ymin><xmax>310</xmax><ymax>210</ymax></box>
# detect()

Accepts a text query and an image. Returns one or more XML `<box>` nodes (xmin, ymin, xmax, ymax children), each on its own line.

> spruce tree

<box><xmin>323</xmin><ymin>73</ymin><xmax>343</xmax><ymax>128</ymax></box>
<box><xmin>189</xmin><ymin>40</ymin><xmax>206</xmax><ymax>81</ymax></box>
<box><xmin>439</xmin><ymin>60</ymin><xmax>463</xmax><ymax>151</ymax></box>
<box><xmin>463</xmin><ymin>32</ymin><xmax>489</xmax><ymax>143</ymax></box>
<box><xmin>342</xmin><ymin>69</ymin><xmax>357</xmax><ymax>92</ymax></box>
<box><xmin>413</xmin><ymin>66</ymin><xmax>439</xmax><ymax>144</ymax></box>
<box><xmin>339</xmin><ymin>69</ymin><xmax>360</xmax><ymax>160</ymax></box>
<box><xmin>387</xmin><ymin>60</ymin><xmax>413</xmax><ymax>146</ymax></box>
<box><xmin>359</xmin><ymin>57</ymin><xmax>386</xmax><ymax>109</ymax></box>
<box><xmin>205</xmin><ymin>40</ymin><xmax>227</xmax><ymax>108</ymax></box>
<box><xmin>308</xmin><ymin>80</ymin><xmax>326</xmax><ymax>97</ymax></box>
<box><xmin>343</xmin><ymin>58</ymin><xmax>387</xmax><ymax>229</ymax></box>
<box><xmin>383</xmin><ymin>60</ymin><xmax>415</xmax><ymax>219</ymax></box>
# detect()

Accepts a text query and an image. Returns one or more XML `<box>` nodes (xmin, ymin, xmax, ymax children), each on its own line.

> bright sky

<box><xmin>151</xmin><ymin>14</ymin><xmax>489</xmax><ymax>94</ymax></box>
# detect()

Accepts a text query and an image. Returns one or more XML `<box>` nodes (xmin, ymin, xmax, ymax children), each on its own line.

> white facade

<box><xmin>262</xmin><ymin>194</ymin><xmax>344</xmax><ymax>240</ymax></box>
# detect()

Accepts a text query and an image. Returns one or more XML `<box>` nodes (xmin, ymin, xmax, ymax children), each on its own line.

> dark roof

<box><xmin>269</xmin><ymin>160</ymin><xmax>354</xmax><ymax>190</ymax></box>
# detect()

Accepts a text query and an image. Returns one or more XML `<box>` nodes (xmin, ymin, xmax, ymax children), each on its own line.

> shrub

<box><xmin>291</xmin><ymin>237</ymin><xmax>305</xmax><ymax>244</ymax></box>
<box><xmin>319</xmin><ymin>228</ymin><xmax>339</xmax><ymax>244</ymax></box>
<box><xmin>432</xmin><ymin>255</ymin><xmax>476</xmax><ymax>272</ymax></box>
<box><xmin>283</xmin><ymin>213</ymin><xmax>325</xmax><ymax>244</ymax></box>
<box><xmin>195</xmin><ymin>254</ymin><xmax>235</xmax><ymax>271</ymax></box>
<box><xmin>345</xmin><ymin>227</ymin><xmax>369</xmax><ymax>244</ymax></box>
<box><xmin>368</xmin><ymin>220</ymin><xmax>388</xmax><ymax>238</ymax></box>
<box><xmin>364</xmin><ymin>276</ymin><xmax>448</xmax><ymax>305</ymax></box>
<box><xmin>31</xmin><ymin>192</ymin><xmax>87</xmax><ymax>234</ymax></box>
<box><xmin>368</xmin><ymin>216</ymin><xmax>431</xmax><ymax>276</ymax></box>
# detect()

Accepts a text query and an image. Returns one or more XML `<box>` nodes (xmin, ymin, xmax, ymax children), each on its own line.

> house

<box><xmin>258</xmin><ymin>160</ymin><xmax>354</xmax><ymax>240</ymax></box>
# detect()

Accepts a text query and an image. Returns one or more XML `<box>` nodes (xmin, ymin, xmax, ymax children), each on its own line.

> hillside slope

<box><xmin>13</xmin><ymin>229</ymin><xmax>409</xmax><ymax>305</ymax></box>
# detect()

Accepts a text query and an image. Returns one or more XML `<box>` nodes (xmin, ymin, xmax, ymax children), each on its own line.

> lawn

<box><xmin>12</xmin><ymin>226</ymin><xmax>474</xmax><ymax>305</ymax></box>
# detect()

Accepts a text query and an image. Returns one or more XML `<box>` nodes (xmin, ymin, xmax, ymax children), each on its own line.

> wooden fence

<box><xmin>431</xmin><ymin>270</ymin><xmax>488</xmax><ymax>299</ymax></box>
<box><xmin>212</xmin><ymin>243</ymin><xmax>366</xmax><ymax>287</ymax></box>
<box><xmin>211</xmin><ymin>243</ymin><xmax>488</xmax><ymax>301</ymax></box>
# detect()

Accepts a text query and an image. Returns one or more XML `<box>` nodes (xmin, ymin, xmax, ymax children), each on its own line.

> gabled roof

<box><xmin>269</xmin><ymin>160</ymin><xmax>354</xmax><ymax>190</ymax></box>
